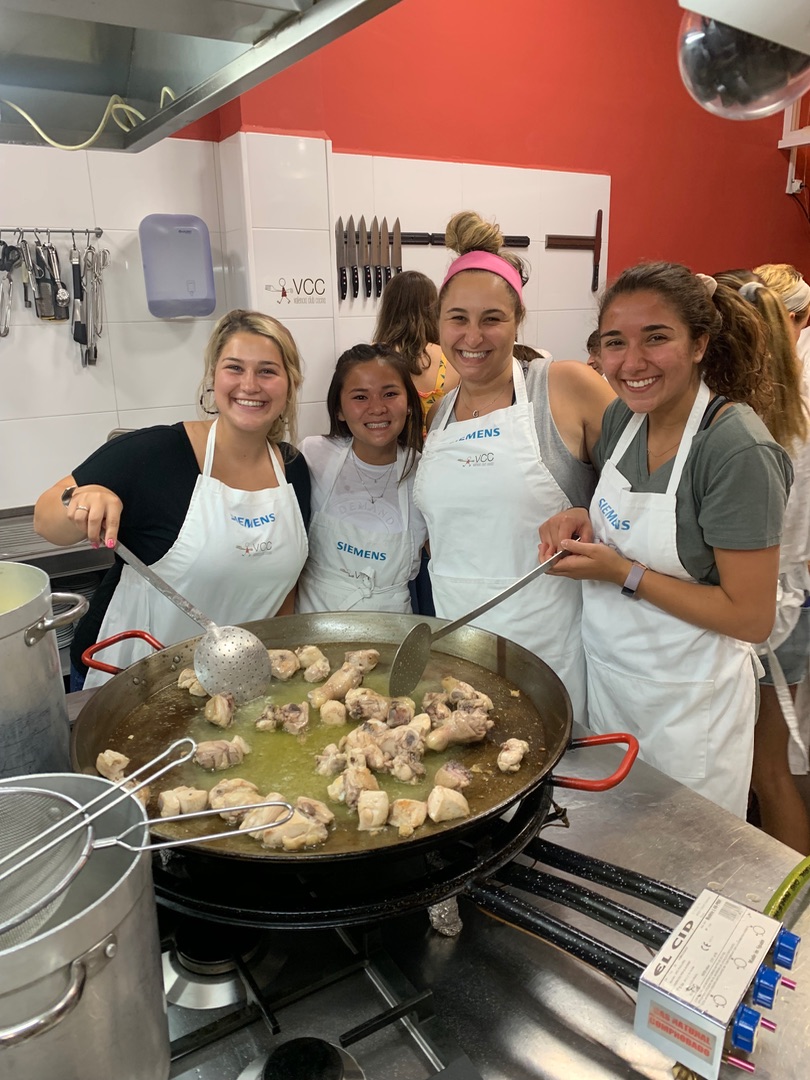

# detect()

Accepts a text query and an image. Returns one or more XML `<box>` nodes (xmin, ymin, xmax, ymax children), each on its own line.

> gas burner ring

<box><xmin>238</xmin><ymin>1037</ymin><xmax>365</xmax><ymax>1080</ymax></box>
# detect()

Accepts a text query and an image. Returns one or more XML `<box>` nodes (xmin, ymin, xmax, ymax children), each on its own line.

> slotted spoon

<box><xmin>114</xmin><ymin>541</ymin><xmax>272</xmax><ymax>703</ymax></box>
<box><xmin>389</xmin><ymin>550</ymin><xmax>566</xmax><ymax>697</ymax></box>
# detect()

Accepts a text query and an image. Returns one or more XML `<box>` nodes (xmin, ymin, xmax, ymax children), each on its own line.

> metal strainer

<box><xmin>115</xmin><ymin>541</ymin><xmax>273</xmax><ymax>703</ymax></box>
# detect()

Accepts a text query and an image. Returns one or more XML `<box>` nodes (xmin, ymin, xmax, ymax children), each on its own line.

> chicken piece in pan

<box><xmin>315</xmin><ymin>743</ymin><xmax>347</xmax><ymax>776</ymax></box>
<box><xmin>426</xmin><ymin>786</ymin><xmax>470</xmax><ymax>822</ymax></box>
<box><xmin>320</xmin><ymin>700</ymin><xmax>347</xmax><ymax>725</ymax></box>
<box><xmin>259</xmin><ymin>808</ymin><xmax>329</xmax><ymax>851</ymax></box>
<box><xmin>421</xmin><ymin>692</ymin><xmax>452</xmax><ymax>726</ymax></box>
<box><xmin>295</xmin><ymin>796</ymin><xmax>335</xmax><ymax>826</ymax></box>
<box><xmin>267</xmin><ymin>649</ymin><xmax>300</xmax><ymax>680</ymax></box>
<box><xmin>389</xmin><ymin>753</ymin><xmax>426</xmax><ymax>783</ymax></box>
<box><xmin>177</xmin><ymin>667</ymin><xmax>208</xmax><ymax>697</ymax></box>
<box><xmin>326</xmin><ymin>750</ymin><xmax>379</xmax><ymax>809</ymax></box>
<box><xmin>434</xmin><ymin>761</ymin><xmax>473</xmax><ymax>791</ymax></box>
<box><xmin>204</xmin><ymin>692</ymin><xmax>235</xmax><ymax>729</ymax></box>
<box><xmin>409</xmin><ymin>713</ymin><xmax>432</xmax><ymax>738</ymax></box>
<box><xmin>296</xmin><ymin>645</ymin><xmax>330</xmax><ymax>683</ymax></box>
<box><xmin>388</xmin><ymin>798</ymin><xmax>427</xmax><ymax>838</ymax></box>
<box><xmin>208</xmin><ymin>778</ymin><xmax>264</xmax><ymax>823</ymax></box>
<box><xmin>497</xmin><ymin>738</ymin><xmax>530</xmax><ymax>774</ymax></box>
<box><xmin>256</xmin><ymin>701</ymin><xmax>310</xmax><ymax>735</ymax></box>
<box><xmin>193</xmin><ymin>735</ymin><xmax>251</xmax><ymax>771</ymax></box>
<box><xmin>239</xmin><ymin>792</ymin><xmax>289</xmax><ymax>834</ymax></box>
<box><xmin>441</xmin><ymin>676</ymin><xmax>493</xmax><ymax>713</ymax></box>
<box><xmin>158</xmin><ymin>786</ymin><xmax>209</xmax><ymax>817</ymax></box>
<box><xmin>425</xmin><ymin>709</ymin><xmax>494</xmax><ymax>752</ymax></box>
<box><xmin>357</xmin><ymin>790</ymin><xmax>390</xmax><ymax>831</ymax></box>
<box><xmin>343</xmin><ymin>649</ymin><xmax>380</xmax><ymax>674</ymax></box>
<box><xmin>344</xmin><ymin>686</ymin><xmax>388</xmax><ymax>722</ymax></box>
<box><xmin>387</xmin><ymin>697</ymin><xmax>416</xmax><ymax>727</ymax></box>
<box><xmin>308</xmin><ymin>662</ymin><xmax>363</xmax><ymax>710</ymax></box>
<box><xmin>340</xmin><ymin>720</ymin><xmax>388</xmax><ymax>771</ymax></box>
<box><xmin>96</xmin><ymin>749</ymin><xmax>130</xmax><ymax>782</ymax></box>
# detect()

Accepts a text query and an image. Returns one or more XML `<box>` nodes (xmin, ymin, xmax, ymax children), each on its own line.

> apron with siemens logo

<box><xmin>84</xmin><ymin>420</ymin><xmax>308</xmax><ymax>687</ymax></box>
<box><xmin>414</xmin><ymin>357</ymin><xmax>587</xmax><ymax>723</ymax></box>
<box><xmin>296</xmin><ymin>443</ymin><xmax>414</xmax><ymax>613</ymax></box>
<box><xmin>581</xmin><ymin>380</ymin><xmax>757</xmax><ymax>817</ymax></box>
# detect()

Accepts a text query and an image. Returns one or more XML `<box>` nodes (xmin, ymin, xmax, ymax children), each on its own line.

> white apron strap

<box><xmin>203</xmin><ymin>418</ymin><xmax>285</xmax><ymax>482</ymax></box>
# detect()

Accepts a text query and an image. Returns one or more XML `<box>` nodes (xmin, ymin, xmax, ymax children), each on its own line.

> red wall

<box><xmin>180</xmin><ymin>0</ymin><xmax>810</xmax><ymax>278</ymax></box>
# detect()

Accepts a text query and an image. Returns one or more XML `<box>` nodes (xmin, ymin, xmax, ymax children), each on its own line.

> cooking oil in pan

<box><xmin>103</xmin><ymin>642</ymin><xmax>550</xmax><ymax>857</ymax></box>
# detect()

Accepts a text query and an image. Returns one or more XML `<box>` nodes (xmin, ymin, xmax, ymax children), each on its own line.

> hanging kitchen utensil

<box><xmin>0</xmin><ymin>739</ymin><xmax>293</xmax><ymax>948</ymax></box>
<box><xmin>33</xmin><ymin>237</ymin><xmax>55</xmax><ymax>320</ymax></box>
<box><xmin>392</xmin><ymin>218</ymin><xmax>402</xmax><ymax>274</ymax></box>
<box><xmin>0</xmin><ymin>241</ymin><xmax>21</xmax><ymax>337</ymax></box>
<box><xmin>44</xmin><ymin>239</ymin><xmax>70</xmax><ymax>320</ymax></box>
<box><xmin>358</xmin><ymin>214</ymin><xmax>371</xmax><ymax>299</ymax></box>
<box><xmin>114</xmin><ymin>540</ymin><xmax>274</xmax><ymax>702</ymax></box>
<box><xmin>70</xmin><ymin>233</ymin><xmax>87</xmax><ymax>346</ymax></box>
<box><xmin>389</xmin><ymin>550</ymin><xmax>567</xmax><ymax>697</ymax></box>
<box><xmin>18</xmin><ymin>238</ymin><xmax>39</xmax><ymax>312</ymax></box>
<box><xmin>370</xmin><ymin>216</ymin><xmax>382</xmax><ymax>298</ymax></box>
<box><xmin>335</xmin><ymin>216</ymin><xmax>347</xmax><ymax>302</ymax></box>
<box><xmin>380</xmin><ymin>217</ymin><xmax>391</xmax><ymax>284</ymax></box>
<box><xmin>345</xmin><ymin>214</ymin><xmax>359</xmax><ymax>299</ymax></box>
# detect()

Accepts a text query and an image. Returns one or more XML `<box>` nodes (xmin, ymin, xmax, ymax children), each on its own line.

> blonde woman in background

<box><xmin>35</xmin><ymin>310</ymin><xmax>310</xmax><ymax>689</ymax></box>
<box><xmin>754</xmin><ymin>263</ymin><xmax>810</xmax><ymax>351</ymax></box>
<box><xmin>717</xmin><ymin>271</ymin><xmax>810</xmax><ymax>852</ymax></box>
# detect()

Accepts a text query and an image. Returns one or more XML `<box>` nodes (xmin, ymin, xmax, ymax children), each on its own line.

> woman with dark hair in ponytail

<box><xmin>539</xmin><ymin>262</ymin><xmax>793</xmax><ymax>818</ymax></box>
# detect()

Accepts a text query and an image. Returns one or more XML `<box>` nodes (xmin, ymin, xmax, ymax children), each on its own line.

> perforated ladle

<box><xmin>114</xmin><ymin>541</ymin><xmax>272</xmax><ymax>703</ymax></box>
<box><xmin>388</xmin><ymin>550</ymin><xmax>566</xmax><ymax>698</ymax></box>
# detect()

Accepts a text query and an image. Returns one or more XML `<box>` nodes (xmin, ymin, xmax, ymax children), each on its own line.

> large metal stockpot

<box><xmin>0</xmin><ymin>773</ymin><xmax>170</xmax><ymax>1080</ymax></box>
<box><xmin>0</xmin><ymin>562</ymin><xmax>87</xmax><ymax>778</ymax></box>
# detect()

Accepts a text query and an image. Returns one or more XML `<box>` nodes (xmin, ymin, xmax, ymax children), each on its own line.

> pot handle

<box><xmin>82</xmin><ymin>629</ymin><xmax>165</xmax><ymax>675</ymax></box>
<box><xmin>24</xmin><ymin>591</ymin><xmax>89</xmax><ymax>646</ymax></box>
<box><xmin>551</xmin><ymin>733</ymin><xmax>639</xmax><ymax>792</ymax></box>
<box><xmin>0</xmin><ymin>934</ymin><xmax>116</xmax><ymax>1047</ymax></box>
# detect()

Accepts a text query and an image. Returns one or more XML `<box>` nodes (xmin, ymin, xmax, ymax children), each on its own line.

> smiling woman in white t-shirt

<box><xmin>297</xmin><ymin>343</ymin><xmax>426</xmax><ymax>613</ymax></box>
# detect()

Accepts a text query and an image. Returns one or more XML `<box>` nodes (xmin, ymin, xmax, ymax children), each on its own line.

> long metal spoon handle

<box><xmin>431</xmin><ymin>550</ymin><xmax>567</xmax><ymax>642</ymax></box>
<box><xmin>114</xmin><ymin>541</ymin><xmax>216</xmax><ymax>632</ymax></box>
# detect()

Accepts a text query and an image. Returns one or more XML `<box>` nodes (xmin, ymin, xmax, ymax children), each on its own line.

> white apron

<box><xmin>581</xmin><ymin>381</ymin><xmax>757</xmax><ymax>817</ymax></box>
<box><xmin>413</xmin><ymin>357</ymin><xmax>587</xmax><ymax>723</ymax></box>
<box><xmin>85</xmin><ymin>421</ymin><xmax>308</xmax><ymax>687</ymax></box>
<box><xmin>296</xmin><ymin>444</ymin><xmax>414</xmax><ymax>613</ymax></box>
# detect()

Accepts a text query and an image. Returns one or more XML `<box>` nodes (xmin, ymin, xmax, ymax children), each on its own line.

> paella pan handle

<box><xmin>82</xmin><ymin>629</ymin><xmax>165</xmax><ymax>675</ymax></box>
<box><xmin>551</xmin><ymin>733</ymin><xmax>639</xmax><ymax>792</ymax></box>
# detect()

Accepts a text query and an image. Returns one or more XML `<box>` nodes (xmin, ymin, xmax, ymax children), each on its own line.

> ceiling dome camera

<box><xmin>678</xmin><ymin>10</ymin><xmax>810</xmax><ymax>119</ymax></box>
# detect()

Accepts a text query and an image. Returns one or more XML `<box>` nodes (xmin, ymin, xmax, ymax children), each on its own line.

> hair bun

<box><xmin>445</xmin><ymin>211</ymin><xmax>503</xmax><ymax>256</ymax></box>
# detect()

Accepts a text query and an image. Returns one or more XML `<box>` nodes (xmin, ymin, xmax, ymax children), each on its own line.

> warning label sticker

<box><xmin>648</xmin><ymin>1004</ymin><xmax>716</xmax><ymax>1060</ymax></box>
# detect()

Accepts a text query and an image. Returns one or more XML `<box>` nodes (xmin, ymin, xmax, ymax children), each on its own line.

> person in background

<box><xmin>586</xmin><ymin>329</ymin><xmax>603</xmax><ymax>374</ymax></box>
<box><xmin>34</xmin><ymin>310</ymin><xmax>311</xmax><ymax>690</ymax></box>
<box><xmin>514</xmin><ymin>343</ymin><xmax>553</xmax><ymax>363</ymax></box>
<box><xmin>415</xmin><ymin>211</ymin><xmax>615</xmax><ymax>724</ymax></box>
<box><xmin>754</xmin><ymin>263</ymin><xmax>810</xmax><ymax>350</ymax></box>
<box><xmin>716</xmin><ymin>270</ymin><xmax>810</xmax><ymax>852</ymax></box>
<box><xmin>372</xmin><ymin>270</ymin><xmax>460</xmax><ymax>432</ymax></box>
<box><xmin>296</xmin><ymin>343</ymin><xmax>426</xmax><ymax>613</ymax></box>
<box><xmin>539</xmin><ymin>263</ymin><xmax>792</xmax><ymax>817</ymax></box>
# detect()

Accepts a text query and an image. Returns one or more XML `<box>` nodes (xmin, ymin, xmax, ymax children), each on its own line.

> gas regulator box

<box><xmin>139</xmin><ymin>213</ymin><xmax>216</xmax><ymax>318</ymax></box>
<box><xmin>634</xmin><ymin>890</ymin><xmax>793</xmax><ymax>1079</ymax></box>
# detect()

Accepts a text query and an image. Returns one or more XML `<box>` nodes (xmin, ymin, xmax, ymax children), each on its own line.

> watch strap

<box><xmin>621</xmin><ymin>561</ymin><xmax>647</xmax><ymax>597</ymax></box>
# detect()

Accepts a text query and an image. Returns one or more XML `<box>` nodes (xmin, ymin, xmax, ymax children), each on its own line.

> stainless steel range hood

<box><xmin>0</xmin><ymin>0</ymin><xmax>402</xmax><ymax>152</ymax></box>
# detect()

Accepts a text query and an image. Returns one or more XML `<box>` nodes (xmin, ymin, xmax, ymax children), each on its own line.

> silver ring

<box><xmin>76</xmin><ymin>504</ymin><xmax>90</xmax><ymax>512</ymax></box>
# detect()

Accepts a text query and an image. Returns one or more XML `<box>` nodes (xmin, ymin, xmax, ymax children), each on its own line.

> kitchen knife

<box><xmin>392</xmin><ymin>218</ymin><xmax>402</xmax><ymax>275</ymax></box>
<box><xmin>380</xmin><ymin>217</ymin><xmax>391</xmax><ymax>285</ymax></box>
<box><xmin>370</xmin><ymin>217</ymin><xmax>382</xmax><ymax>298</ymax></box>
<box><xmin>358</xmin><ymin>215</ymin><xmax>371</xmax><ymax>299</ymax></box>
<box><xmin>346</xmin><ymin>215</ymin><xmax>359</xmax><ymax>300</ymax></box>
<box><xmin>70</xmin><ymin>244</ymin><xmax>87</xmax><ymax>345</ymax></box>
<box><xmin>591</xmin><ymin>209</ymin><xmax>603</xmax><ymax>293</ymax></box>
<box><xmin>335</xmin><ymin>217</ymin><xmax>347</xmax><ymax>302</ymax></box>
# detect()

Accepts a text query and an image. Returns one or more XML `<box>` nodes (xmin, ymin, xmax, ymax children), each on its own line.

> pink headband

<box><xmin>441</xmin><ymin>251</ymin><xmax>523</xmax><ymax>299</ymax></box>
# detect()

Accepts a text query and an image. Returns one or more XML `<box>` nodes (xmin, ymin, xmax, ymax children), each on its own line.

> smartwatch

<box><xmin>61</xmin><ymin>485</ymin><xmax>76</xmax><ymax>509</ymax></box>
<box><xmin>621</xmin><ymin>561</ymin><xmax>647</xmax><ymax>598</ymax></box>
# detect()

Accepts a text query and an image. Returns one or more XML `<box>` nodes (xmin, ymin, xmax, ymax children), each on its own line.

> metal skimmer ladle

<box><xmin>389</xmin><ymin>550</ymin><xmax>566</xmax><ymax>698</ymax></box>
<box><xmin>114</xmin><ymin>541</ymin><xmax>273</xmax><ymax>703</ymax></box>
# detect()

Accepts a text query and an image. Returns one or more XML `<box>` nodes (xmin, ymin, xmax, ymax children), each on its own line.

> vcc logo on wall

<box><xmin>265</xmin><ymin>275</ymin><xmax>326</xmax><ymax>305</ymax></box>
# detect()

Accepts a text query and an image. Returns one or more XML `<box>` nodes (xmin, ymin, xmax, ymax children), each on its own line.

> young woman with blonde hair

<box><xmin>35</xmin><ymin>309</ymin><xmax>310</xmax><ymax>689</ymax></box>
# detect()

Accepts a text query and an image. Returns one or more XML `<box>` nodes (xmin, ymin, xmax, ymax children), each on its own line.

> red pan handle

<box><xmin>551</xmin><ymin>733</ymin><xmax>639</xmax><ymax>792</ymax></box>
<box><xmin>82</xmin><ymin>629</ymin><xmax>165</xmax><ymax>675</ymax></box>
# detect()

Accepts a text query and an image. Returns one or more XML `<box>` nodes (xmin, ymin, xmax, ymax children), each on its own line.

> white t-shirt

<box><xmin>299</xmin><ymin>436</ymin><xmax>427</xmax><ymax>580</ymax></box>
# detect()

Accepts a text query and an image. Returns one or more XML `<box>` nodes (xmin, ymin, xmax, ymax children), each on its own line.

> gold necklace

<box><xmin>459</xmin><ymin>377</ymin><xmax>513</xmax><ymax>418</ymax></box>
<box><xmin>647</xmin><ymin>438</ymin><xmax>681</xmax><ymax>461</ymax></box>
<box><xmin>352</xmin><ymin>452</ymin><xmax>397</xmax><ymax>504</ymax></box>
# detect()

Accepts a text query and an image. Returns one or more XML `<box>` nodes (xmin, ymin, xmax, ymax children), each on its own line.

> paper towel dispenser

<box><xmin>139</xmin><ymin>213</ymin><xmax>216</xmax><ymax>318</ymax></box>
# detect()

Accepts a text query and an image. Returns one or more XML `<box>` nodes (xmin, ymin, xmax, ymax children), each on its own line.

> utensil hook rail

<box><xmin>0</xmin><ymin>227</ymin><xmax>103</xmax><ymax>238</ymax></box>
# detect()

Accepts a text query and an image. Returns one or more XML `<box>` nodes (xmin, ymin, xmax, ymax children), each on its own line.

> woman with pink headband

<box><xmin>413</xmin><ymin>211</ymin><xmax>614</xmax><ymax>723</ymax></box>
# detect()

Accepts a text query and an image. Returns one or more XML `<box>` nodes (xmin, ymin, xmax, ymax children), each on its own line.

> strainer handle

<box><xmin>115</xmin><ymin>541</ymin><xmax>216</xmax><ymax>631</ymax></box>
<box><xmin>0</xmin><ymin>934</ymin><xmax>115</xmax><ymax>1047</ymax></box>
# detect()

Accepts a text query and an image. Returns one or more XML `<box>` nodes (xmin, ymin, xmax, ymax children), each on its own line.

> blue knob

<box><xmin>752</xmin><ymin>965</ymin><xmax>780</xmax><ymax>1008</ymax></box>
<box><xmin>773</xmin><ymin>927</ymin><xmax>800</xmax><ymax>970</ymax></box>
<box><xmin>731</xmin><ymin>1003</ymin><xmax>761</xmax><ymax>1053</ymax></box>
